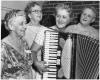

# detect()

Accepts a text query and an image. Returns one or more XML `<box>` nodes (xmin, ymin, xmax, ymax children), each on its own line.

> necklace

<box><xmin>28</xmin><ymin>22</ymin><xmax>41</xmax><ymax>27</ymax></box>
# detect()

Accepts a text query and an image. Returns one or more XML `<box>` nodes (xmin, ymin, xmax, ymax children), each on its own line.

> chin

<box><xmin>57</xmin><ymin>25</ymin><xmax>65</xmax><ymax>29</ymax></box>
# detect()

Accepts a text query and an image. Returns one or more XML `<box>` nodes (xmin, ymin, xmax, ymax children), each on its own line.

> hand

<box><xmin>34</xmin><ymin>61</ymin><xmax>48</xmax><ymax>74</ymax></box>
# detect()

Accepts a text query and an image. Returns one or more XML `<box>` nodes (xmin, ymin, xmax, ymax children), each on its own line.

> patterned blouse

<box><xmin>1</xmin><ymin>42</ymin><xmax>33</xmax><ymax>79</ymax></box>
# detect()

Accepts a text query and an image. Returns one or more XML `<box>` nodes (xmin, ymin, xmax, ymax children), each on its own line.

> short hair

<box><xmin>82</xmin><ymin>5</ymin><xmax>98</xmax><ymax>19</ymax></box>
<box><xmin>25</xmin><ymin>1</ymin><xmax>42</xmax><ymax>15</ymax></box>
<box><xmin>4</xmin><ymin>9</ymin><xmax>26</xmax><ymax>31</ymax></box>
<box><xmin>55</xmin><ymin>3</ymin><xmax>73</xmax><ymax>21</ymax></box>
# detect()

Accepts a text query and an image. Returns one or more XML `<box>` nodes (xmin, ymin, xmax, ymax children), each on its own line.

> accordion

<box><xmin>41</xmin><ymin>30</ymin><xmax>99</xmax><ymax>79</ymax></box>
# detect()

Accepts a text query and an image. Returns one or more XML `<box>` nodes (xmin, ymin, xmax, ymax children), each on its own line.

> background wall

<box><xmin>42</xmin><ymin>1</ymin><xmax>99</xmax><ymax>29</ymax></box>
<box><xmin>1</xmin><ymin>1</ymin><xmax>45</xmax><ymax>19</ymax></box>
<box><xmin>1</xmin><ymin>1</ymin><xmax>99</xmax><ymax>30</ymax></box>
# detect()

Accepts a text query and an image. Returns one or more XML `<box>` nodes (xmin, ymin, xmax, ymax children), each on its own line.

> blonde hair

<box><xmin>4</xmin><ymin>9</ymin><xmax>26</xmax><ymax>31</ymax></box>
<box><xmin>82</xmin><ymin>5</ymin><xmax>98</xmax><ymax>19</ymax></box>
<box><xmin>55</xmin><ymin>3</ymin><xmax>73</xmax><ymax>20</ymax></box>
<box><xmin>25</xmin><ymin>1</ymin><xmax>42</xmax><ymax>15</ymax></box>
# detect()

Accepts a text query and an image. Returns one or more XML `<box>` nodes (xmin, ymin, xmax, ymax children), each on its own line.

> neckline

<box><xmin>77</xmin><ymin>23</ymin><xmax>90</xmax><ymax>31</ymax></box>
<box><xmin>28</xmin><ymin>22</ymin><xmax>41</xmax><ymax>27</ymax></box>
<box><xmin>4</xmin><ymin>35</ymin><xmax>25</xmax><ymax>55</ymax></box>
<box><xmin>2</xmin><ymin>42</ymin><xmax>25</xmax><ymax>57</ymax></box>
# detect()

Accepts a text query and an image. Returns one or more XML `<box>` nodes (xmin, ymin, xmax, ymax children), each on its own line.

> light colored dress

<box><xmin>23</xmin><ymin>24</ymin><xmax>42</xmax><ymax>48</ymax></box>
<box><xmin>65</xmin><ymin>23</ymin><xmax>99</xmax><ymax>40</ymax></box>
<box><xmin>23</xmin><ymin>24</ymin><xmax>44</xmax><ymax>79</ymax></box>
<box><xmin>1</xmin><ymin>41</ymin><xmax>33</xmax><ymax>79</ymax></box>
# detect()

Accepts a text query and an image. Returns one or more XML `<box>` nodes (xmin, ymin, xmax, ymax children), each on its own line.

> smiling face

<box><xmin>29</xmin><ymin>5</ymin><xmax>42</xmax><ymax>22</ymax></box>
<box><xmin>56</xmin><ymin>8</ymin><xmax>70</xmax><ymax>29</ymax></box>
<box><xmin>11</xmin><ymin>16</ymin><xmax>27</xmax><ymax>37</ymax></box>
<box><xmin>80</xmin><ymin>8</ymin><xmax>95</xmax><ymax>26</ymax></box>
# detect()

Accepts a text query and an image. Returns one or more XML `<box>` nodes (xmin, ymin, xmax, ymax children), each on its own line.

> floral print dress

<box><xmin>1</xmin><ymin>42</ymin><xmax>33</xmax><ymax>79</ymax></box>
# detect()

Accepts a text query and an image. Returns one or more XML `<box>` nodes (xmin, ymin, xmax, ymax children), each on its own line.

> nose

<box><xmin>84</xmin><ymin>15</ymin><xmax>87</xmax><ymax>19</ymax></box>
<box><xmin>23</xmin><ymin>24</ymin><xmax>27</xmax><ymax>29</ymax></box>
<box><xmin>58</xmin><ymin>16</ymin><xmax>61</xmax><ymax>20</ymax></box>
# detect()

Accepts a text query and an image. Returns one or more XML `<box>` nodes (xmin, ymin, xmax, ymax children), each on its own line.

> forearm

<box><xmin>31</xmin><ymin>51</ymin><xmax>38</xmax><ymax>65</ymax></box>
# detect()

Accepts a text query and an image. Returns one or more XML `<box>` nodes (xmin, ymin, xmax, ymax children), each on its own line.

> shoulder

<box><xmin>50</xmin><ymin>26</ymin><xmax>56</xmax><ymax>29</ymax></box>
<box><xmin>65</xmin><ymin>24</ymin><xmax>77</xmax><ymax>32</ymax></box>
<box><xmin>39</xmin><ymin>26</ymin><xmax>51</xmax><ymax>33</ymax></box>
<box><xmin>89</xmin><ymin>26</ymin><xmax>99</xmax><ymax>35</ymax></box>
<box><xmin>89</xmin><ymin>26</ymin><xmax>99</xmax><ymax>39</ymax></box>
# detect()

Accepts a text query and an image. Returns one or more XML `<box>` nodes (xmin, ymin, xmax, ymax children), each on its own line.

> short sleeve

<box><xmin>34</xmin><ymin>27</ymin><xmax>47</xmax><ymax>46</ymax></box>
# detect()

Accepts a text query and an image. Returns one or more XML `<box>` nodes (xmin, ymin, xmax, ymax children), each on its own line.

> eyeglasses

<box><xmin>31</xmin><ymin>10</ymin><xmax>42</xmax><ymax>14</ymax></box>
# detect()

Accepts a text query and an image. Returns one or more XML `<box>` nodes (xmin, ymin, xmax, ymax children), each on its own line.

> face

<box><xmin>11</xmin><ymin>16</ymin><xmax>26</xmax><ymax>37</ymax></box>
<box><xmin>56</xmin><ymin>8</ymin><xmax>70</xmax><ymax>29</ymax></box>
<box><xmin>29</xmin><ymin>5</ymin><xmax>42</xmax><ymax>22</ymax></box>
<box><xmin>80</xmin><ymin>8</ymin><xmax>95</xmax><ymax>26</ymax></box>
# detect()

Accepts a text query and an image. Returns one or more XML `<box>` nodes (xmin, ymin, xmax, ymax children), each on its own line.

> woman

<box><xmin>65</xmin><ymin>5</ymin><xmax>99</xmax><ymax>39</ymax></box>
<box><xmin>31</xmin><ymin>3</ymin><xmax>73</xmax><ymax>79</ymax></box>
<box><xmin>23</xmin><ymin>1</ymin><xmax>43</xmax><ymax>48</ymax></box>
<box><xmin>23</xmin><ymin>1</ymin><xmax>44</xmax><ymax>79</ymax></box>
<box><xmin>1</xmin><ymin>9</ymin><xmax>33</xmax><ymax>79</ymax></box>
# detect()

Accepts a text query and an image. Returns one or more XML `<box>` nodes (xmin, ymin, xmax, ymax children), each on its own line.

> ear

<box><xmin>91</xmin><ymin>18</ymin><xmax>95</xmax><ymax>23</ymax></box>
<box><xmin>28</xmin><ymin>14</ymin><xmax>31</xmax><ymax>18</ymax></box>
<box><xmin>8</xmin><ymin>21</ymin><xmax>14</xmax><ymax>31</ymax></box>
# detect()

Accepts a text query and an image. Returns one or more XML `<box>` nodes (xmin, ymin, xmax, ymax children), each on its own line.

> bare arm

<box><xmin>31</xmin><ymin>41</ymin><xmax>48</xmax><ymax>73</ymax></box>
<box><xmin>31</xmin><ymin>41</ymin><xmax>41</xmax><ymax>63</ymax></box>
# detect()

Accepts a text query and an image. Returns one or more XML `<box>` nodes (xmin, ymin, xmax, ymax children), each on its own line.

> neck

<box><xmin>29</xmin><ymin>19</ymin><xmax>40</xmax><ymax>27</ymax></box>
<box><xmin>56</xmin><ymin>26</ymin><xmax>66</xmax><ymax>32</ymax></box>
<box><xmin>9</xmin><ymin>31</ymin><xmax>22</xmax><ymax>44</ymax></box>
<box><xmin>79</xmin><ymin>23</ymin><xmax>90</xmax><ymax>29</ymax></box>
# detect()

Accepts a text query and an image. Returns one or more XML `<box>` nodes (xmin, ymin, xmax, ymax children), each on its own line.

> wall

<box><xmin>1</xmin><ymin>1</ymin><xmax>45</xmax><ymax>19</ymax></box>
<box><xmin>42</xmin><ymin>1</ymin><xmax>99</xmax><ymax>29</ymax></box>
<box><xmin>1</xmin><ymin>1</ymin><xmax>99</xmax><ymax>29</ymax></box>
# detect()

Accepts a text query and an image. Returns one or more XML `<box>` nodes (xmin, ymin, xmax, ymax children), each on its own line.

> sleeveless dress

<box><xmin>1</xmin><ymin>41</ymin><xmax>33</xmax><ymax>79</ymax></box>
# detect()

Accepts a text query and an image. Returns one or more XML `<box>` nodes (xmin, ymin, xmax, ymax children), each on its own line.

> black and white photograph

<box><xmin>1</xmin><ymin>0</ymin><xmax>99</xmax><ymax>79</ymax></box>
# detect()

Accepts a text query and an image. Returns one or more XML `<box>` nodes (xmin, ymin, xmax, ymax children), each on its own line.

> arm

<box><xmin>31</xmin><ymin>41</ymin><xmax>41</xmax><ymax>64</ymax></box>
<box><xmin>31</xmin><ymin>27</ymin><xmax>48</xmax><ymax>73</ymax></box>
<box><xmin>31</xmin><ymin>41</ymin><xmax>48</xmax><ymax>73</ymax></box>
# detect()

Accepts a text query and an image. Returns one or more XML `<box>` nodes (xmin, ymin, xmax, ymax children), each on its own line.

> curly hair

<box><xmin>4</xmin><ymin>9</ymin><xmax>26</xmax><ymax>31</ymax></box>
<box><xmin>82</xmin><ymin>5</ymin><xmax>98</xmax><ymax>19</ymax></box>
<box><xmin>55</xmin><ymin>3</ymin><xmax>73</xmax><ymax>21</ymax></box>
<box><xmin>24</xmin><ymin>1</ymin><xmax>41</xmax><ymax>15</ymax></box>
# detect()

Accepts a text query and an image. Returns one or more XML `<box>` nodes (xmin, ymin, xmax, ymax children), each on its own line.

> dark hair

<box><xmin>82</xmin><ymin>5</ymin><xmax>98</xmax><ymax>19</ymax></box>
<box><xmin>25</xmin><ymin>1</ymin><xmax>42</xmax><ymax>15</ymax></box>
<box><xmin>4</xmin><ymin>9</ymin><xmax>26</xmax><ymax>31</ymax></box>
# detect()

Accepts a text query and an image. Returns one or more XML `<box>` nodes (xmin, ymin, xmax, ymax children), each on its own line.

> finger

<box><xmin>45</xmin><ymin>65</ymin><xmax>48</xmax><ymax>68</ymax></box>
<box><xmin>40</xmin><ymin>71</ymin><xmax>43</xmax><ymax>74</ymax></box>
<box><xmin>43</xmin><ymin>61</ymin><xmax>47</xmax><ymax>64</ymax></box>
<box><xmin>43</xmin><ymin>68</ymin><xmax>49</xmax><ymax>72</ymax></box>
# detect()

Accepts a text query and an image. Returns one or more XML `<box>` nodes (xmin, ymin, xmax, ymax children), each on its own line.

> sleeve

<box><xmin>1</xmin><ymin>42</ymin><xmax>7</xmax><ymax>63</ymax></box>
<box><xmin>34</xmin><ymin>27</ymin><xmax>46</xmax><ymax>46</ymax></box>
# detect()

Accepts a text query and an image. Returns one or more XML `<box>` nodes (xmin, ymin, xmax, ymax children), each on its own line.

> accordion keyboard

<box><xmin>43</xmin><ymin>30</ymin><xmax>59</xmax><ymax>79</ymax></box>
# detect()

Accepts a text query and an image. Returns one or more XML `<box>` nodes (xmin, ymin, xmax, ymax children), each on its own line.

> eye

<box><xmin>20</xmin><ymin>21</ymin><xmax>26</xmax><ymax>26</ymax></box>
<box><xmin>63</xmin><ymin>16</ymin><xmax>67</xmax><ymax>19</ymax></box>
<box><xmin>83</xmin><ymin>13</ymin><xmax>86</xmax><ymax>15</ymax></box>
<box><xmin>88</xmin><ymin>15</ymin><xmax>91</xmax><ymax>18</ymax></box>
<box><xmin>56</xmin><ymin>14</ymin><xmax>60</xmax><ymax>18</ymax></box>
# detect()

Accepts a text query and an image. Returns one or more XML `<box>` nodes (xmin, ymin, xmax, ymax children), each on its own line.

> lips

<box><xmin>83</xmin><ymin>19</ymin><xmax>87</xmax><ymax>21</ymax></box>
<box><xmin>37</xmin><ymin>16</ymin><xmax>41</xmax><ymax>18</ymax></box>
<box><xmin>58</xmin><ymin>21</ymin><xmax>64</xmax><ymax>25</ymax></box>
<box><xmin>21</xmin><ymin>29</ymin><xmax>26</xmax><ymax>33</ymax></box>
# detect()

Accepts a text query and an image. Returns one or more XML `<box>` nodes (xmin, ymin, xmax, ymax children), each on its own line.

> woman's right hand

<box><xmin>34</xmin><ymin>61</ymin><xmax>48</xmax><ymax>74</ymax></box>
